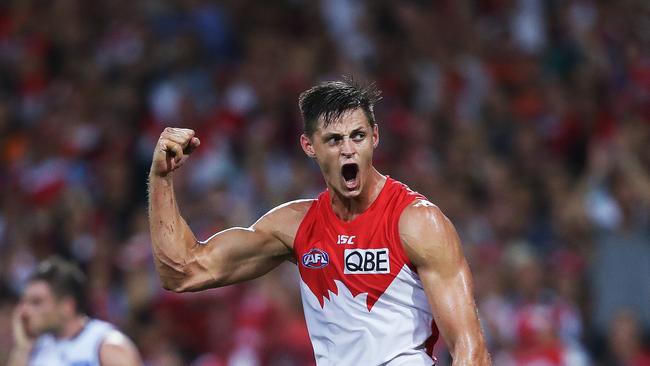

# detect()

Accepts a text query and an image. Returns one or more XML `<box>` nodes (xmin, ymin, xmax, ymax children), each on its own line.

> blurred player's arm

<box><xmin>614</xmin><ymin>140</ymin><xmax>650</xmax><ymax>204</ymax></box>
<box><xmin>7</xmin><ymin>307</ymin><xmax>33</xmax><ymax>366</ymax></box>
<box><xmin>99</xmin><ymin>330</ymin><xmax>142</xmax><ymax>366</ymax></box>
<box><xmin>148</xmin><ymin>128</ymin><xmax>297</xmax><ymax>292</ymax></box>
<box><xmin>400</xmin><ymin>200</ymin><xmax>491</xmax><ymax>366</ymax></box>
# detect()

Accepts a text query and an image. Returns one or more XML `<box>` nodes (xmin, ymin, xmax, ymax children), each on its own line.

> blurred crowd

<box><xmin>1</xmin><ymin>0</ymin><xmax>650</xmax><ymax>365</ymax></box>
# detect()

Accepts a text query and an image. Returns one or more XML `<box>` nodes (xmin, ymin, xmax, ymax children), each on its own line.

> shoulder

<box><xmin>99</xmin><ymin>329</ymin><xmax>141</xmax><ymax>366</ymax></box>
<box><xmin>269</xmin><ymin>199</ymin><xmax>316</xmax><ymax>215</ymax></box>
<box><xmin>253</xmin><ymin>199</ymin><xmax>316</xmax><ymax>246</ymax></box>
<box><xmin>100</xmin><ymin>329</ymin><xmax>131</xmax><ymax>349</ymax></box>
<box><xmin>399</xmin><ymin>199</ymin><xmax>462</xmax><ymax>267</ymax></box>
<box><xmin>399</xmin><ymin>198</ymin><xmax>452</xmax><ymax>234</ymax></box>
<box><xmin>259</xmin><ymin>199</ymin><xmax>315</xmax><ymax>225</ymax></box>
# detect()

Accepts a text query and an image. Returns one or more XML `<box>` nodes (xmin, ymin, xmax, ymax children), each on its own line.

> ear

<box><xmin>372</xmin><ymin>124</ymin><xmax>379</xmax><ymax>149</ymax></box>
<box><xmin>300</xmin><ymin>134</ymin><xmax>316</xmax><ymax>158</ymax></box>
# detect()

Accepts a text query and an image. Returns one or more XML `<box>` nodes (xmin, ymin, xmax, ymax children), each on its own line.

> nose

<box><xmin>341</xmin><ymin>137</ymin><xmax>355</xmax><ymax>158</ymax></box>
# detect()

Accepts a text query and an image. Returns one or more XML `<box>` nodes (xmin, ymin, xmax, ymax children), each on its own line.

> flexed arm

<box><xmin>148</xmin><ymin>128</ymin><xmax>300</xmax><ymax>292</ymax></box>
<box><xmin>400</xmin><ymin>200</ymin><xmax>491</xmax><ymax>365</ymax></box>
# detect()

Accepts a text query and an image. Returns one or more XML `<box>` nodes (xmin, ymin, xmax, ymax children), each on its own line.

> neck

<box><xmin>330</xmin><ymin>168</ymin><xmax>386</xmax><ymax>221</ymax></box>
<box><xmin>55</xmin><ymin>314</ymin><xmax>88</xmax><ymax>340</ymax></box>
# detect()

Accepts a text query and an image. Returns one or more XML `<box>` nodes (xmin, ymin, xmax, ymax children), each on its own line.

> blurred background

<box><xmin>1</xmin><ymin>0</ymin><xmax>649</xmax><ymax>365</ymax></box>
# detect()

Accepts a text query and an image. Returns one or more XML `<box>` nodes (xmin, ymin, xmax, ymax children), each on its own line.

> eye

<box><xmin>30</xmin><ymin>298</ymin><xmax>42</xmax><ymax>306</ymax></box>
<box><xmin>351</xmin><ymin>132</ymin><xmax>366</xmax><ymax>142</ymax></box>
<box><xmin>326</xmin><ymin>136</ymin><xmax>341</xmax><ymax>146</ymax></box>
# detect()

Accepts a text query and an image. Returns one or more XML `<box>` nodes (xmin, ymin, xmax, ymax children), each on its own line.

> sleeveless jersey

<box><xmin>294</xmin><ymin>177</ymin><xmax>439</xmax><ymax>366</ymax></box>
<box><xmin>29</xmin><ymin>318</ymin><xmax>115</xmax><ymax>366</ymax></box>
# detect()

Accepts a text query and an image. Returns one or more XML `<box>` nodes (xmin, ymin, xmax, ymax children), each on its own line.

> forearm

<box><xmin>450</xmin><ymin>342</ymin><xmax>491</xmax><ymax>366</ymax></box>
<box><xmin>7</xmin><ymin>346</ymin><xmax>31</xmax><ymax>366</ymax></box>
<box><xmin>447</xmin><ymin>292</ymin><xmax>491</xmax><ymax>366</ymax></box>
<box><xmin>147</xmin><ymin>172</ymin><xmax>198</xmax><ymax>288</ymax></box>
<box><xmin>618</xmin><ymin>152</ymin><xmax>650</xmax><ymax>203</ymax></box>
<box><xmin>445</xmin><ymin>306</ymin><xmax>491</xmax><ymax>366</ymax></box>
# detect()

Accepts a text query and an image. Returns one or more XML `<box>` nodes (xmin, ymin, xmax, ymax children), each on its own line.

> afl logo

<box><xmin>302</xmin><ymin>248</ymin><xmax>329</xmax><ymax>269</ymax></box>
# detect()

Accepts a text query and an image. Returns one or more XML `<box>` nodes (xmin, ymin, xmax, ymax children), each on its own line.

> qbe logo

<box><xmin>344</xmin><ymin>248</ymin><xmax>390</xmax><ymax>274</ymax></box>
<box><xmin>302</xmin><ymin>248</ymin><xmax>330</xmax><ymax>269</ymax></box>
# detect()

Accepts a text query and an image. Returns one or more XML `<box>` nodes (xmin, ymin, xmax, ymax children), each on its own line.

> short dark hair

<box><xmin>299</xmin><ymin>78</ymin><xmax>382</xmax><ymax>136</ymax></box>
<box><xmin>29</xmin><ymin>256</ymin><xmax>88</xmax><ymax>314</ymax></box>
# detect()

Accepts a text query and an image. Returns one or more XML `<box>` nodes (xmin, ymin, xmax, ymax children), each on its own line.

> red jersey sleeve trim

<box><xmin>292</xmin><ymin>197</ymin><xmax>320</xmax><ymax>261</ymax></box>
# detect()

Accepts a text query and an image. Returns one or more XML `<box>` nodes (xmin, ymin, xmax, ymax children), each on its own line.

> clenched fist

<box><xmin>151</xmin><ymin>127</ymin><xmax>201</xmax><ymax>177</ymax></box>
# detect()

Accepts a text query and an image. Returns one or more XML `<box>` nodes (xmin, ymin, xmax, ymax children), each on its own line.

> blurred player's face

<box><xmin>301</xmin><ymin>108</ymin><xmax>379</xmax><ymax>199</ymax></box>
<box><xmin>20</xmin><ymin>281</ymin><xmax>66</xmax><ymax>336</ymax></box>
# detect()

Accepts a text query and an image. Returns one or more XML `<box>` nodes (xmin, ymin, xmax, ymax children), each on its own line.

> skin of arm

<box><xmin>400</xmin><ymin>200</ymin><xmax>491</xmax><ymax>365</ymax></box>
<box><xmin>7</xmin><ymin>307</ymin><xmax>33</xmax><ymax>366</ymax></box>
<box><xmin>615</xmin><ymin>144</ymin><xmax>650</xmax><ymax>204</ymax></box>
<box><xmin>98</xmin><ymin>330</ymin><xmax>142</xmax><ymax>366</ymax></box>
<box><xmin>148</xmin><ymin>128</ymin><xmax>305</xmax><ymax>292</ymax></box>
<box><xmin>6</xmin><ymin>348</ymin><xmax>30</xmax><ymax>366</ymax></box>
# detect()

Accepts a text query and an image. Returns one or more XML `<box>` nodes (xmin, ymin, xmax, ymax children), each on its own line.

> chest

<box><xmin>296</xmin><ymin>206</ymin><xmax>404</xmax><ymax>274</ymax></box>
<box><xmin>30</xmin><ymin>322</ymin><xmax>108</xmax><ymax>366</ymax></box>
<box><xmin>31</xmin><ymin>339</ymin><xmax>98</xmax><ymax>366</ymax></box>
<box><xmin>295</xmin><ymin>204</ymin><xmax>420</xmax><ymax>311</ymax></box>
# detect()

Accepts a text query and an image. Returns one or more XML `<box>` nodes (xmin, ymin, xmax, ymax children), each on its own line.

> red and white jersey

<box><xmin>294</xmin><ymin>177</ymin><xmax>438</xmax><ymax>366</ymax></box>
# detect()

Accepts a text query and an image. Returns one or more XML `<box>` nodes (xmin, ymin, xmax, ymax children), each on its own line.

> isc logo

<box><xmin>302</xmin><ymin>248</ymin><xmax>330</xmax><ymax>269</ymax></box>
<box><xmin>344</xmin><ymin>248</ymin><xmax>390</xmax><ymax>274</ymax></box>
<box><xmin>337</xmin><ymin>235</ymin><xmax>356</xmax><ymax>245</ymax></box>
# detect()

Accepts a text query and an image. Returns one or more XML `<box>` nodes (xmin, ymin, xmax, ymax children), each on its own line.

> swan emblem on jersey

<box><xmin>302</xmin><ymin>248</ymin><xmax>330</xmax><ymax>268</ymax></box>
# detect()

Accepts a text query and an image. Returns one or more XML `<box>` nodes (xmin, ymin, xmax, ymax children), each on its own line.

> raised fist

<box><xmin>151</xmin><ymin>127</ymin><xmax>201</xmax><ymax>177</ymax></box>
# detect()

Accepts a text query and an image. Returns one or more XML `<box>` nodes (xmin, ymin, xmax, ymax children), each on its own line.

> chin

<box><xmin>338</xmin><ymin>184</ymin><xmax>363</xmax><ymax>198</ymax></box>
<box><xmin>26</xmin><ymin>325</ymin><xmax>41</xmax><ymax>337</ymax></box>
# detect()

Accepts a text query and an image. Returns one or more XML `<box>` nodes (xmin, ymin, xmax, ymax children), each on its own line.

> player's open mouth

<box><xmin>341</xmin><ymin>163</ymin><xmax>359</xmax><ymax>189</ymax></box>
